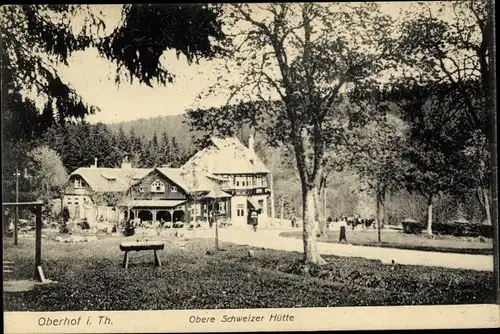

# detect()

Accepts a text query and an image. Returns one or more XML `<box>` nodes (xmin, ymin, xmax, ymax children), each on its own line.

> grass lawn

<box><xmin>280</xmin><ymin>229</ymin><xmax>494</xmax><ymax>255</ymax></box>
<box><xmin>3</xmin><ymin>236</ymin><xmax>494</xmax><ymax>311</ymax></box>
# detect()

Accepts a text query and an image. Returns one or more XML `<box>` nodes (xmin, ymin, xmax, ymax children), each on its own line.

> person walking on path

<box><xmin>339</xmin><ymin>216</ymin><xmax>348</xmax><ymax>243</ymax></box>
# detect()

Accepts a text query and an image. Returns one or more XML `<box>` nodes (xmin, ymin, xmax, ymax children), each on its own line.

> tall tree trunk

<box><xmin>483</xmin><ymin>187</ymin><xmax>492</xmax><ymax>225</ymax></box>
<box><xmin>315</xmin><ymin>172</ymin><xmax>328</xmax><ymax>237</ymax></box>
<box><xmin>381</xmin><ymin>190</ymin><xmax>386</xmax><ymax>229</ymax></box>
<box><xmin>303</xmin><ymin>186</ymin><xmax>322</xmax><ymax>264</ymax></box>
<box><xmin>376</xmin><ymin>193</ymin><xmax>381</xmax><ymax>243</ymax></box>
<box><xmin>426</xmin><ymin>195</ymin><xmax>433</xmax><ymax>235</ymax></box>
<box><xmin>280</xmin><ymin>196</ymin><xmax>284</xmax><ymax>225</ymax></box>
<box><xmin>314</xmin><ymin>188</ymin><xmax>327</xmax><ymax>237</ymax></box>
<box><xmin>292</xmin><ymin>121</ymin><xmax>325</xmax><ymax>265</ymax></box>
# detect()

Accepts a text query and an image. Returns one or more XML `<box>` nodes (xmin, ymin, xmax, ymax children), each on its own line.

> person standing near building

<box><xmin>250</xmin><ymin>210</ymin><xmax>258</xmax><ymax>232</ymax></box>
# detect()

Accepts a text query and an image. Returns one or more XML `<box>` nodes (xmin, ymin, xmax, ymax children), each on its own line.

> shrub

<box><xmin>61</xmin><ymin>207</ymin><xmax>70</xmax><ymax>223</ymax></box>
<box><xmin>59</xmin><ymin>222</ymin><xmax>70</xmax><ymax>234</ymax></box>
<box><xmin>479</xmin><ymin>224</ymin><xmax>493</xmax><ymax>238</ymax></box>
<box><xmin>78</xmin><ymin>219</ymin><xmax>90</xmax><ymax>230</ymax></box>
<box><xmin>402</xmin><ymin>220</ymin><xmax>425</xmax><ymax>234</ymax></box>
<box><xmin>123</xmin><ymin>227</ymin><xmax>135</xmax><ymax>236</ymax></box>
<box><xmin>433</xmin><ymin>221</ymin><xmax>491</xmax><ymax>238</ymax></box>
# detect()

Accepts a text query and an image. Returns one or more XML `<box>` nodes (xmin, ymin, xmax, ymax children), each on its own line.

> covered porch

<box><xmin>123</xmin><ymin>200</ymin><xmax>187</xmax><ymax>224</ymax></box>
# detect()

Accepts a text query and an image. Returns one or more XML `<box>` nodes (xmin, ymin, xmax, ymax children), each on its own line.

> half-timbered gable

<box><xmin>131</xmin><ymin>169</ymin><xmax>188</xmax><ymax>201</ymax></box>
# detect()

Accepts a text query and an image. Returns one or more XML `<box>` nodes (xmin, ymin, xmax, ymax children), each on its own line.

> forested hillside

<box><xmin>106</xmin><ymin>115</ymin><xmax>194</xmax><ymax>152</ymax></box>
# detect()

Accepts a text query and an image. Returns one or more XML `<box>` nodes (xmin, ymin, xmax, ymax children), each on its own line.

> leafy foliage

<box><xmin>393</xmin><ymin>0</ymin><xmax>492</xmax><ymax>223</ymax></box>
<box><xmin>98</xmin><ymin>4</ymin><xmax>225</xmax><ymax>87</ymax></box>
<box><xmin>1</xmin><ymin>4</ymin><xmax>225</xmax><ymax>123</ymax></box>
<box><xmin>26</xmin><ymin>145</ymin><xmax>68</xmax><ymax>199</ymax></box>
<box><xmin>1</xmin><ymin>5</ymin><xmax>102</xmax><ymax>125</ymax></box>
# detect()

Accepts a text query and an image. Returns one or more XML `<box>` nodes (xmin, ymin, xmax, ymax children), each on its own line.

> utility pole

<box><xmin>214</xmin><ymin>200</ymin><xmax>219</xmax><ymax>251</ymax></box>
<box><xmin>13</xmin><ymin>169</ymin><xmax>21</xmax><ymax>245</ymax></box>
<box><xmin>269</xmin><ymin>174</ymin><xmax>275</xmax><ymax>227</ymax></box>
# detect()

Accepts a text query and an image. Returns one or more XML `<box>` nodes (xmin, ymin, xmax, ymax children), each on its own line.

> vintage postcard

<box><xmin>2</xmin><ymin>2</ymin><xmax>498</xmax><ymax>333</ymax></box>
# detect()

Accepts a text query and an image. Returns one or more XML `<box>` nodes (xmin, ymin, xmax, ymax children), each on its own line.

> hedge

<box><xmin>402</xmin><ymin>220</ymin><xmax>493</xmax><ymax>238</ymax></box>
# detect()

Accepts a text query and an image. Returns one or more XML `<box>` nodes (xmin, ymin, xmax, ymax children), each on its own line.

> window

<box><xmin>74</xmin><ymin>179</ymin><xmax>83</xmax><ymax>188</ymax></box>
<box><xmin>236</xmin><ymin>181</ymin><xmax>240</xmax><ymax>186</ymax></box>
<box><xmin>171</xmin><ymin>186</ymin><xmax>178</xmax><ymax>193</ymax></box>
<box><xmin>258</xmin><ymin>200</ymin><xmax>264</xmax><ymax>209</ymax></box>
<box><xmin>151</xmin><ymin>180</ymin><xmax>165</xmax><ymax>193</ymax></box>
<box><xmin>139</xmin><ymin>186</ymin><xmax>145</xmax><ymax>193</ymax></box>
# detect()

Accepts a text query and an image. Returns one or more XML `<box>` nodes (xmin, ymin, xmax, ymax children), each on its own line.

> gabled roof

<box><xmin>70</xmin><ymin>167</ymin><xmax>152</xmax><ymax>192</ymax></box>
<box><xmin>182</xmin><ymin>137</ymin><xmax>269</xmax><ymax>174</ymax></box>
<box><xmin>156</xmin><ymin>167</ymin><xmax>228</xmax><ymax>193</ymax></box>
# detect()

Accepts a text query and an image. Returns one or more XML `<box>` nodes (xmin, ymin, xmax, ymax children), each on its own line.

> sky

<box><xmin>52</xmin><ymin>2</ymin><xmax>451</xmax><ymax>125</ymax></box>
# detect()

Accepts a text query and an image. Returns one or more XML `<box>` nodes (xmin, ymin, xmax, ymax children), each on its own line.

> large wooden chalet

<box><xmin>63</xmin><ymin>136</ymin><xmax>273</xmax><ymax>227</ymax></box>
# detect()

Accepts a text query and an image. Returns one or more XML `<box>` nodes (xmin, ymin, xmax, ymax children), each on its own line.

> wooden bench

<box><xmin>119</xmin><ymin>240</ymin><xmax>165</xmax><ymax>269</ymax></box>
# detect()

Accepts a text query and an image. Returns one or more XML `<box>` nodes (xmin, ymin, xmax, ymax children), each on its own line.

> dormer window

<box><xmin>171</xmin><ymin>186</ymin><xmax>178</xmax><ymax>193</ymax></box>
<box><xmin>151</xmin><ymin>179</ymin><xmax>165</xmax><ymax>193</ymax></box>
<box><xmin>74</xmin><ymin>179</ymin><xmax>84</xmax><ymax>189</ymax></box>
<box><xmin>139</xmin><ymin>186</ymin><xmax>145</xmax><ymax>193</ymax></box>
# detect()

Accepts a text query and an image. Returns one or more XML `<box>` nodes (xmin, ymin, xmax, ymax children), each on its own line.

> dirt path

<box><xmin>216</xmin><ymin>228</ymin><xmax>494</xmax><ymax>272</ymax></box>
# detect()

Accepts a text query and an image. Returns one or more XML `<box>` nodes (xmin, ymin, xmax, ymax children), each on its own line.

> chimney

<box><xmin>94</xmin><ymin>157</ymin><xmax>98</xmax><ymax>168</ymax></box>
<box><xmin>121</xmin><ymin>155</ymin><xmax>132</xmax><ymax>169</ymax></box>
<box><xmin>248</xmin><ymin>133</ymin><xmax>254</xmax><ymax>153</ymax></box>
